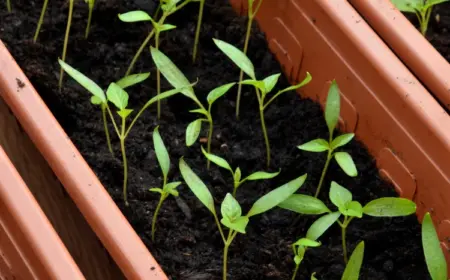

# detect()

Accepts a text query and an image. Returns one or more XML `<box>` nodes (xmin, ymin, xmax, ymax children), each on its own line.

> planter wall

<box><xmin>0</xmin><ymin>145</ymin><xmax>84</xmax><ymax>279</ymax></box>
<box><xmin>0</xmin><ymin>0</ymin><xmax>449</xmax><ymax>279</ymax></box>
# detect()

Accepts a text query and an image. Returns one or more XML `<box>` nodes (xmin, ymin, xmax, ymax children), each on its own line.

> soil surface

<box><xmin>1</xmin><ymin>0</ymin><xmax>429</xmax><ymax>279</ymax></box>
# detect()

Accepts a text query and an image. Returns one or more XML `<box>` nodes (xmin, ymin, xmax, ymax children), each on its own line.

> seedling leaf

<box><xmin>390</xmin><ymin>0</ymin><xmax>421</xmax><ymax>12</ymax></box>
<box><xmin>207</xmin><ymin>82</ymin><xmax>236</xmax><ymax>105</ymax></box>
<box><xmin>240</xmin><ymin>79</ymin><xmax>265</xmax><ymax>92</ymax></box>
<box><xmin>422</xmin><ymin>212</ymin><xmax>448</xmax><ymax>280</ymax></box>
<box><xmin>221</xmin><ymin>193</ymin><xmax>242</xmax><ymax>221</ymax></box>
<box><xmin>363</xmin><ymin>198</ymin><xmax>416</xmax><ymax>217</ymax></box>
<box><xmin>278</xmin><ymin>194</ymin><xmax>330</xmax><ymax>215</ymax></box>
<box><xmin>311</xmin><ymin>272</ymin><xmax>318</xmax><ymax>280</ymax></box>
<box><xmin>190</xmin><ymin>108</ymin><xmax>208</xmax><ymax>116</ymax></box>
<box><xmin>275</xmin><ymin>72</ymin><xmax>312</xmax><ymax>95</ymax></box>
<box><xmin>91</xmin><ymin>96</ymin><xmax>102</xmax><ymax>105</ymax></box>
<box><xmin>344</xmin><ymin>201</ymin><xmax>363</xmax><ymax>218</ymax></box>
<box><xmin>213</xmin><ymin>38</ymin><xmax>256</xmax><ymax>79</ymax></box>
<box><xmin>234</xmin><ymin>167</ymin><xmax>242</xmax><ymax>183</ymax></box>
<box><xmin>331</xmin><ymin>133</ymin><xmax>354</xmax><ymax>150</ymax></box>
<box><xmin>159</xmin><ymin>24</ymin><xmax>177</xmax><ymax>32</ymax></box>
<box><xmin>294</xmin><ymin>238</ymin><xmax>321</xmax><ymax>247</ymax></box>
<box><xmin>117</xmin><ymin>109</ymin><xmax>133</xmax><ymax>119</ymax></box>
<box><xmin>325</xmin><ymin>80</ymin><xmax>340</xmax><ymax>136</ymax></box>
<box><xmin>341</xmin><ymin>241</ymin><xmax>365</xmax><ymax>280</ymax></box>
<box><xmin>297</xmin><ymin>139</ymin><xmax>329</xmax><ymax>152</ymax></box>
<box><xmin>153</xmin><ymin>126</ymin><xmax>170</xmax><ymax>180</ymax></box>
<box><xmin>306</xmin><ymin>212</ymin><xmax>341</xmax><ymax>241</ymax></box>
<box><xmin>329</xmin><ymin>181</ymin><xmax>352</xmax><ymax>209</ymax></box>
<box><xmin>106</xmin><ymin>83</ymin><xmax>129</xmax><ymax>110</ymax></box>
<box><xmin>164</xmin><ymin>182</ymin><xmax>181</xmax><ymax>197</ymax></box>
<box><xmin>245</xmin><ymin>170</ymin><xmax>280</xmax><ymax>181</ymax></box>
<box><xmin>334</xmin><ymin>152</ymin><xmax>357</xmax><ymax>177</ymax></box>
<box><xmin>201</xmin><ymin>146</ymin><xmax>232</xmax><ymax>171</ymax></box>
<box><xmin>149</xmin><ymin>188</ymin><xmax>163</xmax><ymax>194</ymax></box>
<box><xmin>118</xmin><ymin>11</ymin><xmax>153</xmax><ymax>22</ymax></box>
<box><xmin>186</xmin><ymin>119</ymin><xmax>202</xmax><ymax>146</ymax></box>
<box><xmin>116</xmin><ymin>73</ymin><xmax>150</xmax><ymax>89</ymax></box>
<box><xmin>262</xmin><ymin>73</ymin><xmax>281</xmax><ymax>93</ymax></box>
<box><xmin>221</xmin><ymin>216</ymin><xmax>249</xmax><ymax>234</ymax></box>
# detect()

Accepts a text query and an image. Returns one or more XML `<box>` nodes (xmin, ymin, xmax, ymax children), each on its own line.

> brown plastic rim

<box><xmin>1</xmin><ymin>0</ymin><xmax>450</xmax><ymax>278</ymax></box>
<box><xmin>0</xmin><ymin>145</ymin><xmax>85</xmax><ymax>279</ymax></box>
<box><xmin>349</xmin><ymin>0</ymin><xmax>450</xmax><ymax>110</ymax></box>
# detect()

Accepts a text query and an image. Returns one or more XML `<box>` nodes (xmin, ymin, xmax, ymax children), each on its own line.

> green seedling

<box><xmin>213</xmin><ymin>38</ymin><xmax>312</xmax><ymax>167</ymax></box>
<box><xmin>235</xmin><ymin>0</ymin><xmax>264</xmax><ymax>119</ymax></box>
<box><xmin>297</xmin><ymin>80</ymin><xmax>357</xmax><ymax>197</ymax></box>
<box><xmin>192</xmin><ymin>0</ymin><xmax>205</xmax><ymax>62</ymax></box>
<box><xmin>85</xmin><ymin>0</ymin><xmax>95</xmax><ymax>38</ymax></box>
<box><xmin>59</xmin><ymin>48</ymin><xmax>195</xmax><ymax>206</ymax></box>
<box><xmin>279</xmin><ymin>181</ymin><xmax>416</xmax><ymax>263</ymax></box>
<box><xmin>120</xmin><ymin>0</ymin><xmax>193</xmax><ymax>77</ymax></box>
<box><xmin>391</xmin><ymin>0</ymin><xmax>449</xmax><ymax>35</ymax></box>
<box><xmin>201</xmin><ymin>147</ymin><xmax>280</xmax><ymax>196</ymax></box>
<box><xmin>149</xmin><ymin>126</ymin><xmax>181</xmax><ymax>241</ymax></box>
<box><xmin>310</xmin><ymin>241</ymin><xmax>365</xmax><ymax>280</ymax></box>
<box><xmin>6</xmin><ymin>0</ymin><xmax>11</xmax><ymax>12</ymax></box>
<box><xmin>118</xmin><ymin>10</ymin><xmax>177</xmax><ymax>119</ymax></box>
<box><xmin>422</xmin><ymin>212</ymin><xmax>448</xmax><ymax>280</ymax></box>
<box><xmin>180</xmin><ymin>157</ymin><xmax>307</xmax><ymax>280</ymax></box>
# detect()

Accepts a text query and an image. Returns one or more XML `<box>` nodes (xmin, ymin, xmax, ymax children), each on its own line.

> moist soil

<box><xmin>0</xmin><ymin>1</ymin><xmax>429</xmax><ymax>279</ymax></box>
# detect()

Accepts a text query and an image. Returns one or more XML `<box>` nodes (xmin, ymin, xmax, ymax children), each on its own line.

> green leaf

<box><xmin>331</xmin><ymin>133</ymin><xmax>354</xmax><ymax>150</ymax></box>
<box><xmin>91</xmin><ymin>96</ymin><xmax>102</xmax><ymax>105</ymax></box>
<box><xmin>241</xmin><ymin>79</ymin><xmax>265</xmax><ymax>92</ymax></box>
<box><xmin>153</xmin><ymin>126</ymin><xmax>170</xmax><ymax>180</ymax></box>
<box><xmin>363</xmin><ymin>198</ymin><xmax>416</xmax><ymax>217</ymax></box>
<box><xmin>234</xmin><ymin>167</ymin><xmax>242</xmax><ymax>183</ymax></box>
<box><xmin>278</xmin><ymin>194</ymin><xmax>330</xmax><ymax>215</ymax></box>
<box><xmin>116</xmin><ymin>73</ymin><xmax>150</xmax><ymax>89</ymax></box>
<box><xmin>201</xmin><ymin>146</ymin><xmax>232</xmax><ymax>171</ymax></box>
<box><xmin>58</xmin><ymin>59</ymin><xmax>106</xmax><ymax>103</ymax></box>
<box><xmin>142</xmin><ymin>81</ymin><xmax>198</xmax><ymax>110</ymax></box>
<box><xmin>221</xmin><ymin>216</ymin><xmax>249</xmax><ymax>234</ymax></box>
<box><xmin>164</xmin><ymin>181</ymin><xmax>181</xmax><ymax>197</ymax></box>
<box><xmin>159</xmin><ymin>24</ymin><xmax>177</xmax><ymax>32</ymax></box>
<box><xmin>189</xmin><ymin>108</ymin><xmax>208</xmax><ymax>116</ymax></box>
<box><xmin>149</xmin><ymin>188</ymin><xmax>163</xmax><ymax>194</ymax></box>
<box><xmin>150</xmin><ymin>47</ymin><xmax>196</xmax><ymax>101</ymax></box>
<box><xmin>247</xmin><ymin>174</ymin><xmax>307</xmax><ymax>217</ymax></box>
<box><xmin>262</xmin><ymin>73</ymin><xmax>281</xmax><ymax>93</ymax></box>
<box><xmin>118</xmin><ymin>11</ymin><xmax>153</xmax><ymax>22</ymax></box>
<box><xmin>275</xmin><ymin>72</ymin><xmax>312</xmax><ymax>96</ymax></box>
<box><xmin>422</xmin><ymin>212</ymin><xmax>448</xmax><ymax>280</ymax></box>
<box><xmin>244</xmin><ymin>170</ymin><xmax>280</xmax><ymax>181</ymax></box>
<box><xmin>334</xmin><ymin>152</ymin><xmax>358</xmax><ymax>177</ymax></box>
<box><xmin>329</xmin><ymin>181</ymin><xmax>352</xmax><ymax>209</ymax></box>
<box><xmin>179</xmin><ymin>158</ymin><xmax>215</xmax><ymax>214</ymax></box>
<box><xmin>293</xmin><ymin>238</ymin><xmax>321</xmax><ymax>248</ymax></box>
<box><xmin>294</xmin><ymin>255</ymin><xmax>302</xmax><ymax>265</ymax></box>
<box><xmin>325</xmin><ymin>80</ymin><xmax>340</xmax><ymax>136</ymax></box>
<box><xmin>344</xmin><ymin>201</ymin><xmax>363</xmax><ymax>218</ymax></box>
<box><xmin>297</xmin><ymin>139</ymin><xmax>329</xmax><ymax>152</ymax></box>
<box><xmin>390</xmin><ymin>0</ymin><xmax>422</xmax><ymax>12</ymax></box>
<box><xmin>117</xmin><ymin>109</ymin><xmax>133</xmax><ymax>119</ymax></box>
<box><xmin>426</xmin><ymin>0</ymin><xmax>450</xmax><ymax>9</ymax></box>
<box><xmin>106</xmin><ymin>83</ymin><xmax>129</xmax><ymax>110</ymax></box>
<box><xmin>221</xmin><ymin>193</ymin><xmax>242</xmax><ymax>221</ymax></box>
<box><xmin>311</xmin><ymin>272</ymin><xmax>318</xmax><ymax>280</ymax></box>
<box><xmin>213</xmin><ymin>38</ymin><xmax>256</xmax><ymax>79</ymax></box>
<box><xmin>186</xmin><ymin>119</ymin><xmax>202</xmax><ymax>146</ymax></box>
<box><xmin>207</xmin><ymin>82</ymin><xmax>236</xmax><ymax>105</ymax></box>
<box><xmin>306</xmin><ymin>212</ymin><xmax>341</xmax><ymax>241</ymax></box>
<box><xmin>341</xmin><ymin>241</ymin><xmax>364</xmax><ymax>280</ymax></box>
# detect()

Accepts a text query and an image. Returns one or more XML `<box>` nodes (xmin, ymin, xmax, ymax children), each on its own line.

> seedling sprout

<box><xmin>213</xmin><ymin>38</ymin><xmax>312</xmax><ymax>167</ymax></box>
<box><xmin>297</xmin><ymin>80</ymin><xmax>357</xmax><ymax>197</ymax></box>
<box><xmin>422</xmin><ymin>212</ymin><xmax>448</xmax><ymax>280</ymax></box>
<box><xmin>180</xmin><ymin>157</ymin><xmax>307</xmax><ymax>280</ymax></box>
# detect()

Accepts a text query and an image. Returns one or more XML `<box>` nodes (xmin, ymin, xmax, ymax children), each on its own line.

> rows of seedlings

<box><xmin>0</xmin><ymin>0</ymin><xmax>444</xmax><ymax>279</ymax></box>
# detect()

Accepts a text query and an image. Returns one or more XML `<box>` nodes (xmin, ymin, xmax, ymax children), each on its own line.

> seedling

<box><xmin>235</xmin><ymin>0</ymin><xmax>264</xmax><ymax>119</ymax></box>
<box><xmin>391</xmin><ymin>0</ymin><xmax>449</xmax><ymax>35</ymax></box>
<box><xmin>201</xmin><ymin>147</ymin><xmax>280</xmax><ymax>196</ymax></box>
<box><xmin>58</xmin><ymin>47</ymin><xmax>195</xmax><ymax>206</ymax></box>
<box><xmin>297</xmin><ymin>80</ymin><xmax>357</xmax><ymax>197</ymax></box>
<box><xmin>6</xmin><ymin>0</ymin><xmax>11</xmax><ymax>12</ymax></box>
<box><xmin>422</xmin><ymin>212</ymin><xmax>448</xmax><ymax>280</ymax></box>
<box><xmin>118</xmin><ymin>10</ymin><xmax>177</xmax><ymax>119</ymax></box>
<box><xmin>279</xmin><ymin>181</ymin><xmax>416</xmax><ymax>263</ymax></box>
<box><xmin>192</xmin><ymin>0</ymin><xmax>205</xmax><ymax>62</ymax></box>
<box><xmin>149</xmin><ymin>127</ymin><xmax>181</xmax><ymax>241</ymax></box>
<box><xmin>180</xmin><ymin>157</ymin><xmax>307</xmax><ymax>280</ymax></box>
<box><xmin>213</xmin><ymin>38</ymin><xmax>312</xmax><ymax>167</ymax></box>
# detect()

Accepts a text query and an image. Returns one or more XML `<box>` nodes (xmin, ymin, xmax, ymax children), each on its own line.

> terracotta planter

<box><xmin>0</xmin><ymin>145</ymin><xmax>85</xmax><ymax>279</ymax></box>
<box><xmin>349</xmin><ymin>0</ymin><xmax>450</xmax><ymax>110</ymax></box>
<box><xmin>1</xmin><ymin>0</ymin><xmax>450</xmax><ymax>278</ymax></box>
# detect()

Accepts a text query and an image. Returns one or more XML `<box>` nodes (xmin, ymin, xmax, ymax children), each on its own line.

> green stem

<box><xmin>34</xmin><ymin>0</ymin><xmax>49</xmax><ymax>42</ymax></box>
<box><xmin>223</xmin><ymin>243</ymin><xmax>230</xmax><ymax>280</ymax></box>
<box><xmin>314</xmin><ymin>149</ymin><xmax>332</xmax><ymax>197</ymax></box>
<box><xmin>125</xmin><ymin>29</ymin><xmax>155</xmax><ymax>76</ymax></box>
<box><xmin>85</xmin><ymin>0</ymin><xmax>95</xmax><ymax>39</ymax></box>
<box><xmin>6</xmin><ymin>0</ymin><xmax>11</xmax><ymax>12</ymax></box>
<box><xmin>153</xmin><ymin>1</ymin><xmax>162</xmax><ymax>19</ymax></box>
<box><xmin>206</xmin><ymin>108</ymin><xmax>213</xmax><ymax>169</ymax></box>
<box><xmin>151</xmin><ymin>194</ymin><xmax>165</xmax><ymax>241</ymax></box>
<box><xmin>102</xmin><ymin>105</ymin><xmax>114</xmax><ymax>156</ymax></box>
<box><xmin>214</xmin><ymin>213</ymin><xmax>226</xmax><ymax>243</ymax></box>
<box><xmin>291</xmin><ymin>264</ymin><xmax>300</xmax><ymax>280</ymax></box>
<box><xmin>156</xmin><ymin>31</ymin><xmax>161</xmax><ymax>119</ymax></box>
<box><xmin>421</xmin><ymin>7</ymin><xmax>432</xmax><ymax>36</ymax></box>
<box><xmin>59</xmin><ymin>0</ymin><xmax>74</xmax><ymax>91</ymax></box>
<box><xmin>192</xmin><ymin>0</ymin><xmax>205</xmax><ymax>62</ymax></box>
<box><xmin>232</xmin><ymin>182</ymin><xmax>238</xmax><ymax>197</ymax></box>
<box><xmin>120</xmin><ymin>117</ymin><xmax>129</xmax><ymax>206</ymax></box>
<box><xmin>235</xmin><ymin>15</ymin><xmax>253</xmax><ymax>119</ymax></box>
<box><xmin>341</xmin><ymin>223</ymin><xmax>348</xmax><ymax>264</ymax></box>
<box><xmin>259</xmin><ymin>108</ymin><xmax>270</xmax><ymax>168</ymax></box>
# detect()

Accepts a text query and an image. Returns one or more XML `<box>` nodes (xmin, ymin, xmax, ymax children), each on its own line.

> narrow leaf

<box><xmin>118</xmin><ymin>11</ymin><xmax>153</xmax><ymax>22</ymax></box>
<box><xmin>297</xmin><ymin>139</ymin><xmax>329</xmax><ymax>152</ymax></box>
<box><xmin>390</xmin><ymin>0</ymin><xmax>421</xmax><ymax>12</ymax></box>
<box><xmin>201</xmin><ymin>146</ymin><xmax>232</xmax><ymax>171</ymax></box>
<box><xmin>190</xmin><ymin>108</ymin><xmax>208</xmax><ymax>116</ymax></box>
<box><xmin>91</xmin><ymin>96</ymin><xmax>102</xmax><ymax>105</ymax></box>
<box><xmin>342</xmin><ymin>241</ymin><xmax>364</xmax><ymax>280</ymax></box>
<box><xmin>159</xmin><ymin>23</ymin><xmax>177</xmax><ymax>32</ymax></box>
<box><xmin>422</xmin><ymin>212</ymin><xmax>448</xmax><ymax>280</ymax></box>
<box><xmin>331</xmin><ymin>133</ymin><xmax>354</xmax><ymax>150</ymax></box>
<box><xmin>363</xmin><ymin>198</ymin><xmax>416</xmax><ymax>217</ymax></box>
<box><xmin>325</xmin><ymin>80</ymin><xmax>340</xmax><ymax>136</ymax></box>
<box><xmin>221</xmin><ymin>193</ymin><xmax>242</xmax><ymax>221</ymax></box>
<box><xmin>207</xmin><ymin>82</ymin><xmax>236</xmax><ymax>105</ymax></box>
<box><xmin>149</xmin><ymin>188</ymin><xmax>163</xmax><ymax>194</ymax></box>
<box><xmin>245</xmin><ymin>170</ymin><xmax>280</xmax><ymax>181</ymax></box>
<box><xmin>329</xmin><ymin>181</ymin><xmax>352</xmax><ymax>209</ymax></box>
<box><xmin>164</xmin><ymin>181</ymin><xmax>181</xmax><ymax>193</ymax></box>
<box><xmin>186</xmin><ymin>119</ymin><xmax>202</xmax><ymax>146</ymax></box>
<box><xmin>142</xmin><ymin>82</ymin><xmax>198</xmax><ymax>110</ymax></box>
<box><xmin>262</xmin><ymin>73</ymin><xmax>281</xmax><ymax>93</ymax></box>
<box><xmin>213</xmin><ymin>38</ymin><xmax>256</xmax><ymax>79</ymax></box>
<box><xmin>275</xmin><ymin>72</ymin><xmax>312</xmax><ymax>95</ymax></box>
<box><xmin>311</xmin><ymin>272</ymin><xmax>318</xmax><ymax>280</ymax></box>
<box><xmin>241</xmin><ymin>79</ymin><xmax>265</xmax><ymax>92</ymax></box>
<box><xmin>221</xmin><ymin>216</ymin><xmax>249</xmax><ymax>234</ymax></box>
<box><xmin>294</xmin><ymin>238</ymin><xmax>321</xmax><ymax>248</ymax></box>
<box><xmin>247</xmin><ymin>174</ymin><xmax>307</xmax><ymax>217</ymax></box>
<box><xmin>153</xmin><ymin>126</ymin><xmax>170</xmax><ymax>180</ymax></box>
<box><xmin>278</xmin><ymin>194</ymin><xmax>330</xmax><ymax>215</ymax></box>
<box><xmin>306</xmin><ymin>212</ymin><xmax>341</xmax><ymax>241</ymax></box>
<box><xmin>116</xmin><ymin>73</ymin><xmax>150</xmax><ymax>89</ymax></box>
<box><xmin>106</xmin><ymin>83</ymin><xmax>129</xmax><ymax>110</ymax></box>
<box><xmin>334</xmin><ymin>152</ymin><xmax>358</xmax><ymax>177</ymax></box>
<box><xmin>234</xmin><ymin>167</ymin><xmax>242</xmax><ymax>183</ymax></box>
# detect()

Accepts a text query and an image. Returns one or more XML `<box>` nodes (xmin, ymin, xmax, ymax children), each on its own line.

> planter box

<box><xmin>0</xmin><ymin>0</ymin><xmax>449</xmax><ymax>278</ymax></box>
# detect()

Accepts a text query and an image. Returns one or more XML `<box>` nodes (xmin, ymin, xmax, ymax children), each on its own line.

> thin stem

<box><xmin>156</xmin><ymin>31</ymin><xmax>161</xmax><ymax>119</ymax></box>
<box><xmin>153</xmin><ymin>1</ymin><xmax>161</xmax><ymax>19</ymax></box>
<box><xmin>259</xmin><ymin>108</ymin><xmax>270</xmax><ymax>168</ymax></box>
<box><xmin>232</xmin><ymin>183</ymin><xmax>238</xmax><ymax>197</ymax></box>
<box><xmin>421</xmin><ymin>7</ymin><xmax>432</xmax><ymax>36</ymax></box>
<box><xmin>235</xmin><ymin>16</ymin><xmax>253</xmax><ymax>119</ymax></box>
<box><xmin>125</xmin><ymin>29</ymin><xmax>155</xmax><ymax>76</ymax></box>
<box><xmin>6</xmin><ymin>0</ymin><xmax>11</xmax><ymax>12</ymax></box>
<box><xmin>105</xmin><ymin>104</ymin><xmax>121</xmax><ymax>137</ymax></box>
<box><xmin>59</xmin><ymin>0</ymin><xmax>74</xmax><ymax>91</ymax></box>
<box><xmin>206</xmin><ymin>106</ymin><xmax>213</xmax><ymax>169</ymax></box>
<box><xmin>151</xmin><ymin>194</ymin><xmax>165</xmax><ymax>241</ymax></box>
<box><xmin>291</xmin><ymin>264</ymin><xmax>300</xmax><ymax>280</ymax></box>
<box><xmin>120</xmin><ymin>117</ymin><xmax>129</xmax><ymax>206</ymax></box>
<box><xmin>102</xmin><ymin>106</ymin><xmax>114</xmax><ymax>156</ymax></box>
<box><xmin>167</xmin><ymin>0</ymin><xmax>193</xmax><ymax>16</ymax></box>
<box><xmin>223</xmin><ymin>243</ymin><xmax>230</xmax><ymax>280</ymax></box>
<box><xmin>213</xmin><ymin>213</ymin><xmax>227</xmax><ymax>243</ymax></box>
<box><xmin>314</xmin><ymin>149</ymin><xmax>332</xmax><ymax>197</ymax></box>
<box><xmin>85</xmin><ymin>0</ymin><xmax>95</xmax><ymax>39</ymax></box>
<box><xmin>341</xmin><ymin>224</ymin><xmax>348</xmax><ymax>263</ymax></box>
<box><xmin>252</xmin><ymin>0</ymin><xmax>264</xmax><ymax>17</ymax></box>
<box><xmin>34</xmin><ymin>0</ymin><xmax>49</xmax><ymax>42</ymax></box>
<box><xmin>192</xmin><ymin>0</ymin><xmax>205</xmax><ymax>62</ymax></box>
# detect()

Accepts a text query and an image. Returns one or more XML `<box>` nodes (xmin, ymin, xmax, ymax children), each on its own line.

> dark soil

<box><xmin>0</xmin><ymin>0</ymin><xmax>429</xmax><ymax>279</ymax></box>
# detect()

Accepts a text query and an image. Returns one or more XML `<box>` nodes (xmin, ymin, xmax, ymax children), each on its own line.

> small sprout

<box><xmin>201</xmin><ymin>147</ymin><xmax>280</xmax><ymax>196</ymax></box>
<box><xmin>391</xmin><ymin>0</ymin><xmax>449</xmax><ymax>35</ymax></box>
<box><xmin>150</xmin><ymin>126</ymin><xmax>181</xmax><ymax>241</ymax></box>
<box><xmin>213</xmin><ymin>38</ymin><xmax>312</xmax><ymax>167</ymax></box>
<box><xmin>298</xmin><ymin>80</ymin><xmax>356</xmax><ymax>197</ymax></box>
<box><xmin>180</xmin><ymin>157</ymin><xmax>307</xmax><ymax>280</ymax></box>
<box><xmin>422</xmin><ymin>212</ymin><xmax>448</xmax><ymax>280</ymax></box>
<box><xmin>84</xmin><ymin>0</ymin><xmax>95</xmax><ymax>38</ymax></box>
<box><xmin>279</xmin><ymin>181</ymin><xmax>416</xmax><ymax>263</ymax></box>
<box><xmin>291</xmin><ymin>237</ymin><xmax>321</xmax><ymax>280</ymax></box>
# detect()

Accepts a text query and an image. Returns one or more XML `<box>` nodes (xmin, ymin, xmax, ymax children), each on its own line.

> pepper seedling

<box><xmin>118</xmin><ymin>10</ymin><xmax>177</xmax><ymax>119</ymax></box>
<box><xmin>180</xmin><ymin>157</ymin><xmax>307</xmax><ymax>280</ymax></box>
<box><xmin>59</xmin><ymin>48</ymin><xmax>196</xmax><ymax>206</ymax></box>
<box><xmin>422</xmin><ymin>212</ymin><xmax>448</xmax><ymax>280</ymax></box>
<box><xmin>201</xmin><ymin>146</ymin><xmax>280</xmax><ymax>196</ymax></box>
<box><xmin>234</xmin><ymin>0</ymin><xmax>264</xmax><ymax>119</ymax></box>
<box><xmin>149</xmin><ymin>126</ymin><xmax>181</xmax><ymax>241</ymax></box>
<box><xmin>213</xmin><ymin>38</ymin><xmax>312</xmax><ymax>168</ymax></box>
<box><xmin>297</xmin><ymin>80</ymin><xmax>357</xmax><ymax>197</ymax></box>
<box><xmin>391</xmin><ymin>0</ymin><xmax>449</xmax><ymax>35</ymax></box>
<box><xmin>279</xmin><ymin>181</ymin><xmax>416</xmax><ymax>263</ymax></box>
